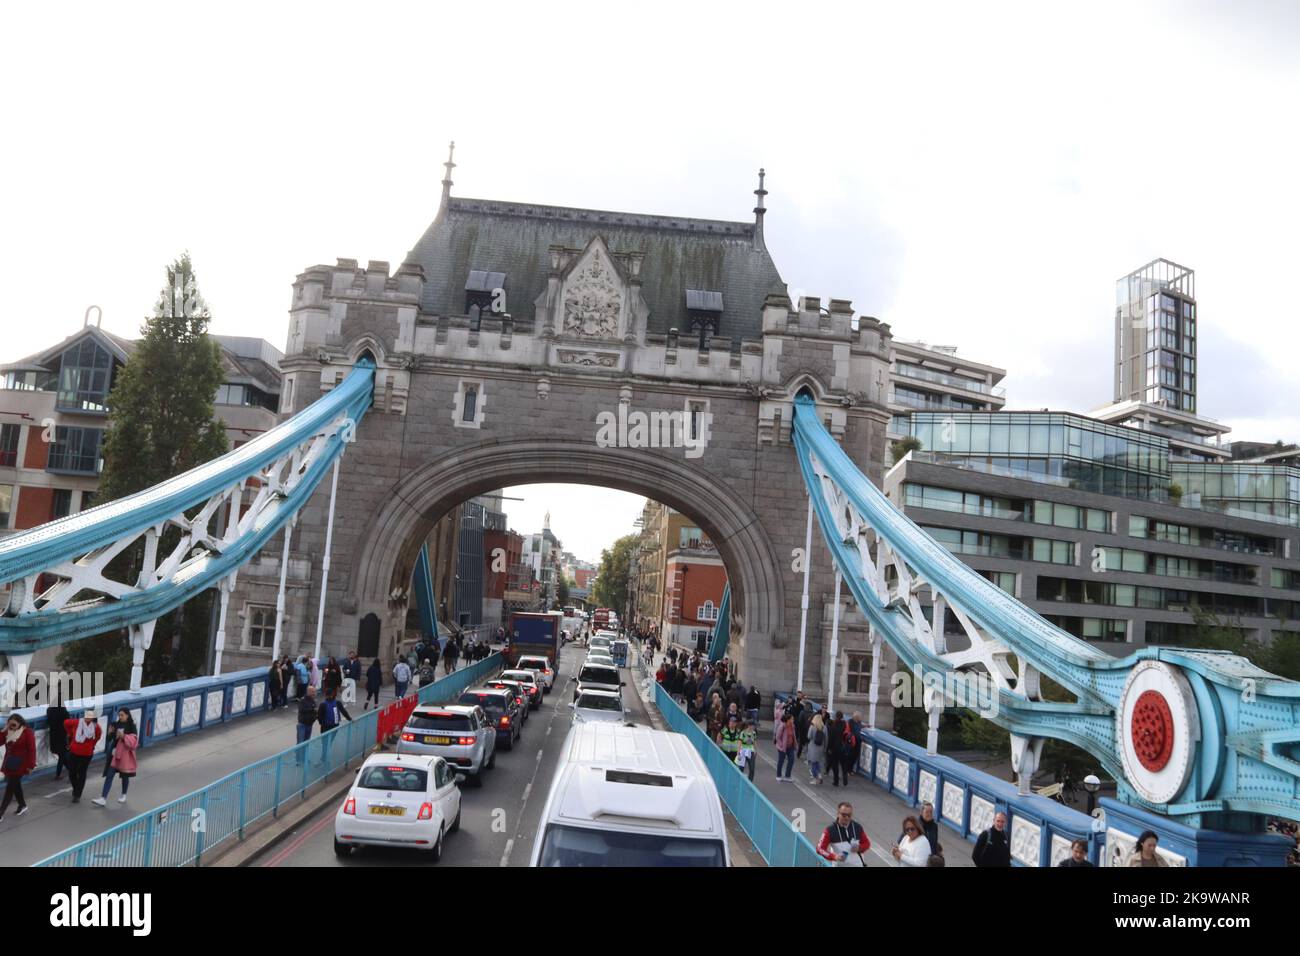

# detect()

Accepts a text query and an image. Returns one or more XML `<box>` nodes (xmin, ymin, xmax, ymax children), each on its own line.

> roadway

<box><xmin>253</xmin><ymin>644</ymin><xmax>765</xmax><ymax>867</ymax></box>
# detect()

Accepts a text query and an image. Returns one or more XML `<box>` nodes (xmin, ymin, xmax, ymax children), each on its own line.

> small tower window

<box><xmin>463</xmin><ymin>387</ymin><xmax>477</xmax><ymax>422</ymax></box>
<box><xmin>465</xmin><ymin>270</ymin><xmax>507</xmax><ymax>320</ymax></box>
<box><xmin>685</xmin><ymin>289</ymin><xmax>723</xmax><ymax>350</ymax></box>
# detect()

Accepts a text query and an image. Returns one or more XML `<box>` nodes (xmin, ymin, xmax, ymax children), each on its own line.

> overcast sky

<box><xmin>3</xmin><ymin>1</ymin><xmax>1297</xmax><ymax>561</ymax></box>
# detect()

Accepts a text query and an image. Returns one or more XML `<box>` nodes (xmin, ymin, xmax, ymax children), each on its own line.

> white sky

<box><xmin>3</xmin><ymin>1</ymin><xmax>1297</xmax><ymax>559</ymax></box>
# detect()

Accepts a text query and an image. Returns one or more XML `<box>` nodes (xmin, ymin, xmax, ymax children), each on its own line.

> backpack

<box><xmin>843</xmin><ymin>724</ymin><xmax>856</xmax><ymax>747</ymax></box>
<box><xmin>813</xmin><ymin>728</ymin><xmax>826</xmax><ymax>747</ymax></box>
<box><xmin>321</xmin><ymin>699</ymin><xmax>339</xmax><ymax>727</ymax></box>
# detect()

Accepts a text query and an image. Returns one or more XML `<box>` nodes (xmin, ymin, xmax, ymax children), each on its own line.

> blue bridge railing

<box><xmin>33</xmin><ymin>654</ymin><xmax>503</xmax><ymax>867</ymax></box>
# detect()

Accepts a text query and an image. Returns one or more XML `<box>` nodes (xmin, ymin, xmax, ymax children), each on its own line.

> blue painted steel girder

<box><xmin>0</xmin><ymin>361</ymin><xmax>375</xmax><ymax>655</ymax></box>
<box><xmin>792</xmin><ymin>395</ymin><xmax>1300</xmax><ymax>823</ymax></box>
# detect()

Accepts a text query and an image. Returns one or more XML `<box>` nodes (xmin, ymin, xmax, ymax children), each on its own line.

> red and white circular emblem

<box><xmin>1116</xmin><ymin>661</ymin><xmax>1198</xmax><ymax>804</ymax></box>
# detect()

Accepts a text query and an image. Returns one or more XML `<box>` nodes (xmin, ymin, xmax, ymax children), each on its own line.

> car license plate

<box><xmin>369</xmin><ymin>806</ymin><xmax>405</xmax><ymax>816</ymax></box>
<box><xmin>424</xmin><ymin>735</ymin><xmax>451</xmax><ymax>745</ymax></box>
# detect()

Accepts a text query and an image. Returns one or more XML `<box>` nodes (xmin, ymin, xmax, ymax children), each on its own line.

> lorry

<box><xmin>506</xmin><ymin>611</ymin><xmax>563</xmax><ymax>670</ymax></box>
<box><xmin>560</xmin><ymin>607</ymin><xmax>583</xmax><ymax>641</ymax></box>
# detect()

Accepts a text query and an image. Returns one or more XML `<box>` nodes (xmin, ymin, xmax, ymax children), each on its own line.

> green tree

<box><xmin>891</xmin><ymin>435</ymin><xmax>923</xmax><ymax>464</ymax></box>
<box><xmin>556</xmin><ymin>574</ymin><xmax>572</xmax><ymax>608</ymax></box>
<box><xmin>592</xmin><ymin>534</ymin><xmax>638</xmax><ymax>613</ymax></box>
<box><xmin>58</xmin><ymin>254</ymin><xmax>229</xmax><ymax>690</ymax></box>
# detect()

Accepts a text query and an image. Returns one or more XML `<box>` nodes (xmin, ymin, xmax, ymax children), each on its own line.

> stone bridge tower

<box><xmin>273</xmin><ymin>156</ymin><xmax>893</xmax><ymax>696</ymax></box>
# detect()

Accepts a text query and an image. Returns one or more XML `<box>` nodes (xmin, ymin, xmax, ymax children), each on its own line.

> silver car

<box><xmin>397</xmin><ymin>705</ymin><xmax>496</xmax><ymax>786</ymax></box>
<box><xmin>571</xmin><ymin>689</ymin><xmax>627</xmax><ymax>724</ymax></box>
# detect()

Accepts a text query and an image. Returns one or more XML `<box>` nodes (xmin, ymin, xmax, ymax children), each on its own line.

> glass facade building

<box><xmin>1114</xmin><ymin>259</ymin><xmax>1197</xmax><ymax>413</ymax></box>
<box><xmin>910</xmin><ymin>411</ymin><xmax>1170</xmax><ymax>498</ymax></box>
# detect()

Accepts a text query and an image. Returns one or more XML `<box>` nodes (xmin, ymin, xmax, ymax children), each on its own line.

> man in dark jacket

<box><xmin>295</xmin><ymin>686</ymin><xmax>317</xmax><ymax>765</ymax></box>
<box><xmin>46</xmin><ymin>698</ymin><xmax>70</xmax><ymax>780</ymax></box>
<box><xmin>1057</xmin><ymin>838</ymin><xmax>1094</xmax><ymax>867</ymax></box>
<box><xmin>744</xmin><ymin>686</ymin><xmax>761</xmax><ymax>730</ymax></box>
<box><xmin>682</xmin><ymin>672</ymin><xmax>698</xmax><ymax>708</ymax></box>
<box><xmin>973</xmin><ymin>812</ymin><xmax>1012</xmax><ymax>867</ymax></box>
<box><xmin>317</xmin><ymin>688</ymin><xmax>353</xmax><ymax>764</ymax></box>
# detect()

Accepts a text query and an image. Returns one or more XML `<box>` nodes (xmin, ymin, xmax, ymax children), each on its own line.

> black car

<box><xmin>458</xmin><ymin>687</ymin><xmax>522</xmax><ymax>750</ymax></box>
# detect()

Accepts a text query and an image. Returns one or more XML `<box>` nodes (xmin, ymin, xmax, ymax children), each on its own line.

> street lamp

<box><xmin>1083</xmin><ymin>773</ymin><xmax>1101</xmax><ymax>815</ymax></box>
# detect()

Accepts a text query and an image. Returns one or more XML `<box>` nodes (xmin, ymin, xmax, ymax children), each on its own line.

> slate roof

<box><xmin>404</xmin><ymin>196</ymin><xmax>787</xmax><ymax>340</ymax></box>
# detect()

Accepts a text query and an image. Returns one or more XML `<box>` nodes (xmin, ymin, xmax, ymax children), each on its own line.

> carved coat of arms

<box><xmin>562</xmin><ymin>256</ymin><xmax>622</xmax><ymax>338</ymax></box>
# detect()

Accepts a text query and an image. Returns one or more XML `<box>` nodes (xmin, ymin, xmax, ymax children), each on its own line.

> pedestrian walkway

<box><xmin>0</xmin><ymin>683</ymin><xmax>409</xmax><ymax>867</ymax></box>
<box><xmin>639</xmin><ymin>651</ymin><xmax>972</xmax><ymax>867</ymax></box>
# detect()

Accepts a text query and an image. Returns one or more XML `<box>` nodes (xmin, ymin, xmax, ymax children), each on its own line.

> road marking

<box><xmin>499</xmin><ymin>838</ymin><xmax>514</xmax><ymax>867</ymax></box>
<box><xmin>522</xmin><ymin>782</ymin><xmax>531</xmax><ymax>802</ymax></box>
<box><xmin>45</xmin><ymin>787</ymin><xmax>73</xmax><ymax>798</ymax></box>
<box><xmin>755</xmin><ymin>749</ymin><xmax>895</xmax><ymax>865</ymax></box>
<box><xmin>264</xmin><ymin>807</ymin><xmax>336</xmax><ymax>867</ymax></box>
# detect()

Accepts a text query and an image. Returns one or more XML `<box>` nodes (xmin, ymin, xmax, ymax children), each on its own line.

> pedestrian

<box><xmin>816</xmin><ymin>801</ymin><xmax>871</xmax><ymax>866</ymax></box>
<box><xmin>428</xmin><ymin>640</ymin><xmax>441</xmax><ymax>672</ymax></box>
<box><xmin>267</xmin><ymin>659</ymin><xmax>284</xmax><ymax>710</ymax></box>
<box><xmin>736</xmin><ymin>720</ymin><xmax>757</xmax><ymax>782</ymax></box>
<box><xmin>688</xmin><ymin>692</ymin><xmax>707</xmax><ymax>723</ymax></box>
<box><xmin>309</xmin><ymin>655</ymin><xmax>322</xmax><ymax>691</ymax></box>
<box><xmin>892</xmin><ymin>815</ymin><xmax>932</xmax><ymax>867</ymax></box>
<box><xmin>682</xmin><ymin>671</ymin><xmax>698</xmax><ymax>709</ymax></box>
<box><xmin>706</xmin><ymin>695</ymin><xmax>724</xmax><ymax>742</ymax></box>
<box><xmin>443</xmin><ymin>638</ymin><xmax>459</xmax><ymax>674</ymax></box>
<box><xmin>745</xmin><ymin>685</ymin><xmax>761</xmax><ymax>732</ymax></box>
<box><xmin>806</xmin><ymin>712</ymin><xmax>826</xmax><ymax>785</ymax></box>
<box><xmin>772</xmin><ymin>699</ymin><xmax>785</xmax><ymax>744</ymax></box>
<box><xmin>796</xmin><ymin>703</ymin><xmax>813</xmax><ymax>761</ymax></box>
<box><xmin>317</xmin><ymin>687</ymin><xmax>353</xmax><ymax>764</ymax></box>
<box><xmin>846</xmin><ymin>711</ymin><xmax>864</xmax><ymax>778</ymax></box>
<box><xmin>417</xmin><ymin>659</ymin><xmax>437</xmax><ymax>689</ymax></box>
<box><xmin>323</xmin><ymin>657</ymin><xmax>343</xmax><ymax>697</ymax></box>
<box><xmin>365</xmin><ymin>658</ymin><xmax>382</xmax><ymax>709</ymax></box>
<box><xmin>919</xmin><ymin>801</ymin><xmax>942</xmax><ymax>856</ymax></box>
<box><xmin>1126</xmin><ymin>830</ymin><xmax>1168</xmax><ymax>868</ymax></box>
<box><xmin>1058</xmin><ymin>838</ymin><xmax>1094</xmax><ymax>867</ymax></box>
<box><xmin>0</xmin><ymin>714</ymin><xmax>37</xmax><ymax>822</ymax></box>
<box><xmin>279</xmin><ymin>657</ymin><xmax>294</xmax><ymax>706</ymax></box>
<box><xmin>973</xmin><ymin>811</ymin><xmax>1012</xmax><ymax>867</ymax></box>
<box><xmin>826</xmin><ymin>711</ymin><xmax>847</xmax><ymax>785</ymax></box>
<box><xmin>294</xmin><ymin>656</ymin><xmax>310</xmax><ymax>698</ymax></box>
<box><xmin>655</xmin><ymin>662</ymin><xmax>667</xmax><ymax>685</ymax></box>
<box><xmin>719</xmin><ymin>714</ymin><xmax>742</xmax><ymax>762</ymax></box>
<box><xmin>393</xmin><ymin>658</ymin><xmax>412</xmax><ymax>698</ymax></box>
<box><xmin>295</xmin><ymin>685</ymin><xmax>318</xmax><ymax>762</ymax></box>
<box><xmin>46</xmin><ymin>694</ymin><xmax>70</xmax><ymax>781</ymax></box>
<box><xmin>343</xmin><ymin>650</ymin><xmax>362</xmax><ymax>697</ymax></box>
<box><xmin>775</xmin><ymin>711</ymin><xmax>797</xmax><ymax>781</ymax></box>
<box><xmin>63</xmin><ymin>710</ymin><xmax>101</xmax><ymax>802</ymax></box>
<box><xmin>93</xmin><ymin>709</ymin><xmax>138</xmax><ymax>806</ymax></box>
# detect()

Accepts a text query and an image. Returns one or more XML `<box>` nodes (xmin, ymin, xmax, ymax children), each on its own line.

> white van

<box><xmin>529</xmin><ymin>722</ymin><xmax>730</xmax><ymax>867</ymax></box>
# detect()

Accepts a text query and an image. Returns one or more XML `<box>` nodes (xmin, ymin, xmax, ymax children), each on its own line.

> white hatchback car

<box><xmin>334</xmin><ymin>753</ymin><xmax>462</xmax><ymax>861</ymax></box>
<box><xmin>571</xmin><ymin>689</ymin><xmax>627</xmax><ymax>724</ymax></box>
<box><xmin>517</xmin><ymin>655</ymin><xmax>556</xmax><ymax>691</ymax></box>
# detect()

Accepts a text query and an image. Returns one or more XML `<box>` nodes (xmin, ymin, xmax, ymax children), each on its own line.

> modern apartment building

<box><xmin>0</xmin><ymin>321</ymin><xmax>282</xmax><ymax>536</ymax></box>
<box><xmin>628</xmin><ymin>499</ymin><xmax>727</xmax><ymax>649</ymax></box>
<box><xmin>1114</xmin><ymin>258</ymin><xmax>1198</xmax><ymax>412</ymax></box>
<box><xmin>886</xmin><ymin>411</ymin><xmax>1298</xmax><ymax>649</ymax></box>
<box><xmin>886</xmin><ymin>339</ymin><xmax>1007</xmax><ymax>449</ymax></box>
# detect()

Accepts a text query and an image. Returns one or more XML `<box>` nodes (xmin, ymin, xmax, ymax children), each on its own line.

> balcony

<box><xmin>894</xmin><ymin>363</ymin><xmax>1006</xmax><ymax>398</ymax></box>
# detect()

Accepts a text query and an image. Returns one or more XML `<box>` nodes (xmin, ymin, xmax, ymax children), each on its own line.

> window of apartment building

<box><xmin>1098</xmin><ymin>547</ymin><xmax>1145</xmax><ymax>574</ymax></box>
<box><xmin>0</xmin><ymin>484</ymin><xmax>12</xmax><ymax>529</ymax></box>
<box><xmin>245</xmin><ymin>605</ymin><xmax>277</xmax><ymax>648</ymax></box>
<box><xmin>1270</xmin><ymin>569</ymin><xmax>1300</xmax><ymax>590</ymax></box>
<box><xmin>56</xmin><ymin>339</ymin><xmax>113</xmax><ymax>413</ymax></box>
<box><xmin>1127</xmin><ymin>515</ymin><xmax>1147</xmax><ymax>538</ymax></box>
<box><xmin>1152</xmin><ymin>520</ymin><xmax>1195</xmax><ymax>546</ymax></box>
<box><xmin>79</xmin><ymin>491</ymin><xmax>96</xmax><ymax>512</ymax></box>
<box><xmin>51</xmin><ymin>489</ymin><xmax>72</xmax><ymax>520</ymax></box>
<box><xmin>0</xmin><ymin>424</ymin><xmax>19</xmax><ymax>467</ymax></box>
<box><xmin>904</xmin><ymin>483</ymin><xmax>1022</xmax><ymax>520</ymax></box>
<box><xmin>697</xmin><ymin>600</ymin><xmax>718</xmax><ymax>621</ymax></box>
<box><xmin>47</xmin><ymin>426</ymin><xmax>103</xmax><ymax>475</ymax></box>
<box><xmin>1150</xmin><ymin>554</ymin><xmax>1196</xmax><ymax>579</ymax></box>
<box><xmin>1031</xmin><ymin>500</ymin><xmax>1109</xmax><ymax>532</ymax></box>
<box><xmin>845</xmin><ymin>652</ymin><xmax>872</xmax><ymax>694</ymax></box>
<box><xmin>1031</xmin><ymin>538</ymin><xmax>1074</xmax><ymax>565</ymax></box>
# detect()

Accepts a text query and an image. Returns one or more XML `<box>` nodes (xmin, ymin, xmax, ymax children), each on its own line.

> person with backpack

<box><xmin>0</xmin><ymin>714</ymin><xmax>37</xmax><ymax>823</ymax></box>
<box><xmin>972</xmin><ymin>811</ymin><xmax>1012</xmax><ymax>867</ymax></box>
<box><xmin>92</xmin><ymin>709</ymin><xmax>138</xmax><ymax>807</ymax></box>
<box><xmin>806</xmin><ymin>712</ymin><xmax>827</xmax><ymax>785</ymax></box>
<box><xmin>816</xmin><ymin>802</ymin><xmax>871</xmax><ymax>866</ymax></box>
<box><xmin>827</xmin><ymin>711</ymin><xmax>851</xmax><ymax>786</ymax></box>
<box><xmin>317</xmin><ymin>688</ymin><xmax>353</xmax><ymax>765</ymax></box>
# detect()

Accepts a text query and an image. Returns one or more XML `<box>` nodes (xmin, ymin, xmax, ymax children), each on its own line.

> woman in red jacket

<box><xmin>63</xmin><ymin>710</ymin><xmax>103</xmax><ymax>803</ymax></box>
<box><xmin>0</xmin><ymin>714</ymin><xmax>37</xmax><ymax>822</ymax></box>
